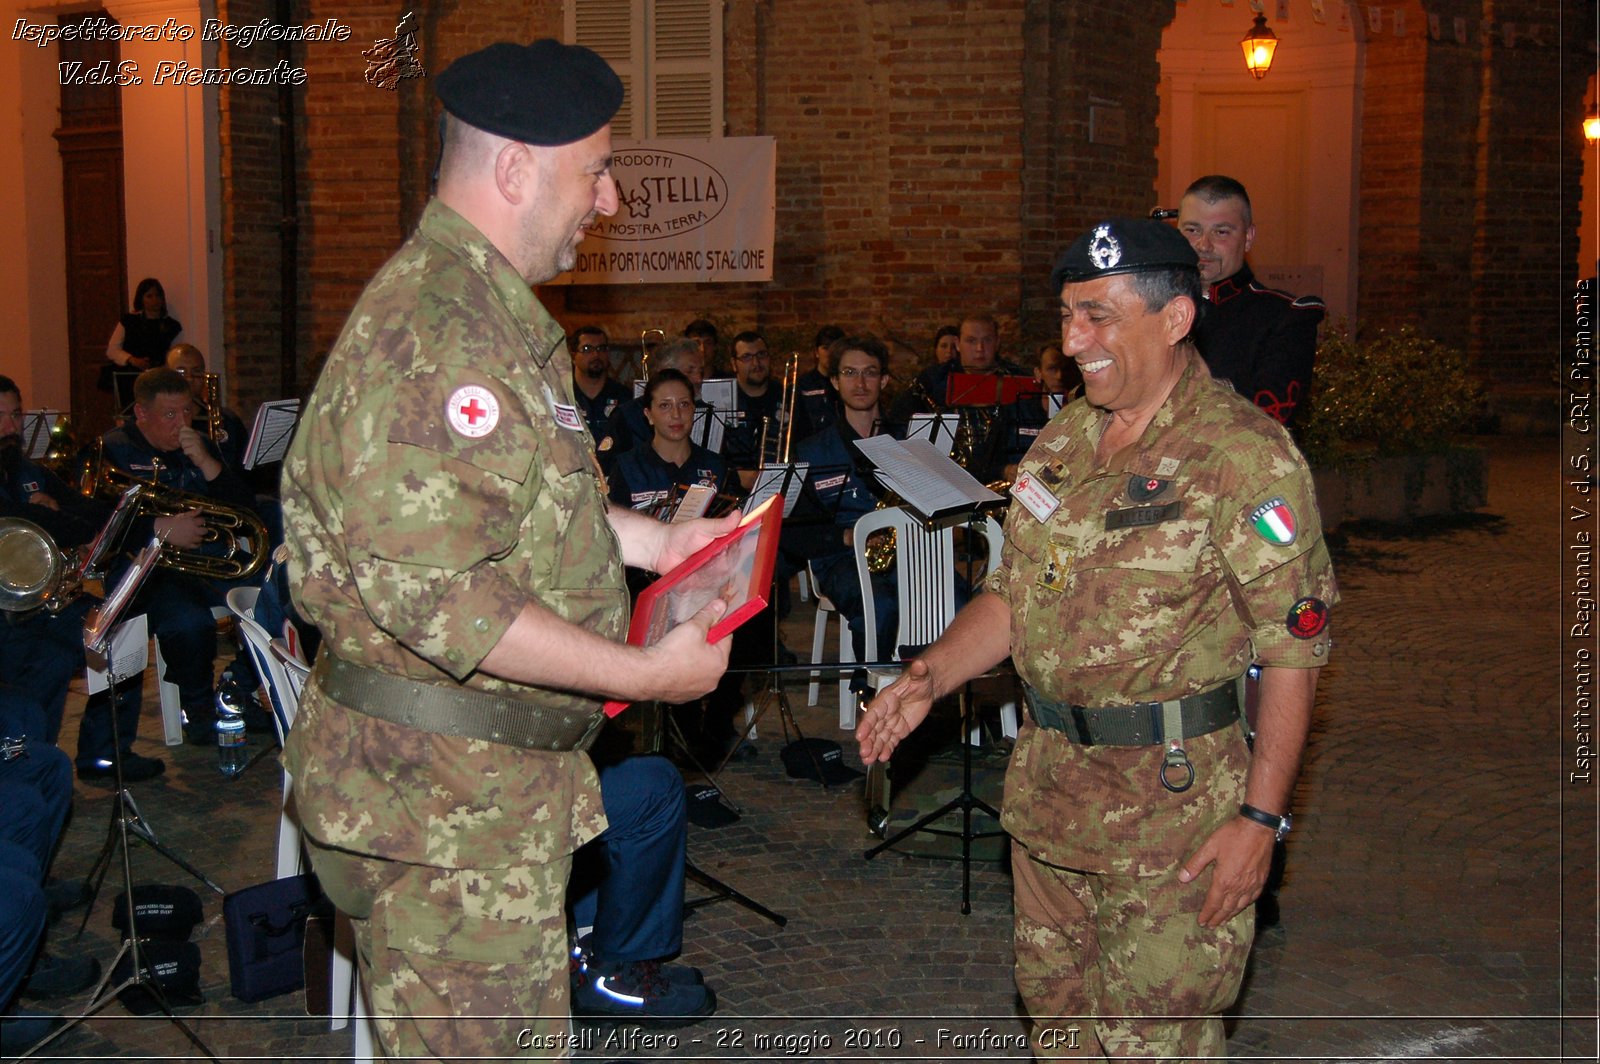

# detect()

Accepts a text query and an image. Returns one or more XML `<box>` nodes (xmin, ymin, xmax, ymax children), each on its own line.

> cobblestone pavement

<box><xmin>18</xmin><ymin>434</ymin><xmax>1595</xmax><ymax>1062</ymax></box>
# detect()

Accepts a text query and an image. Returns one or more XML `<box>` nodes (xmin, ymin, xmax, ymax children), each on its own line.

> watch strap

<box><xmin>1239</xmin><ymin>802</ymin><xmax>1291</xmax><ymax>839</ymax></box>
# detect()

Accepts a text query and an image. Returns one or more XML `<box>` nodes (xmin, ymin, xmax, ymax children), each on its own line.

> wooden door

<box><xmin>1194</xmin><ymin>90</ymin><xmax>1308</xmax><ymax>270</ymax></box>
<box><xmin>53</xmin><ymin>10</ymin><xmax>126</xmax><ymax>437</ymax></box>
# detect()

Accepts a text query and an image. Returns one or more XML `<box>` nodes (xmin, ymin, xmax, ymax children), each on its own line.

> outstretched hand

<box><xmin>856</xmin><ymin>658</ymin><xmax>937</xmax><ymax>765</ymax></box>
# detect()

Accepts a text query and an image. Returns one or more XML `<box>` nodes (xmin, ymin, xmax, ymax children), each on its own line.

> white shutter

<box><xmin>567</xmin><ymin>0</ymin><xmax>722</xmax><ymax>139</ymax></box>
<box><xmin>649</xmin><ymin>0</ymin><xmax>721</xmax><ymax>137</ymax></box>
<box><xmin>566</xmin><ymin>0</ymin><xmax>643</xmax><ymax>138</ymax></box>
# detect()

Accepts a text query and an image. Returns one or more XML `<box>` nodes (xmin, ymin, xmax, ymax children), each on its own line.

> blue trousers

<box><xmin>0</xmin><ymin>739</ymin><xmax>74</xmax><ymax>875</ymax></box>
<box><xmin>0</xmin><ymin>851</ymin><xmax>46</xmax><ymax>1012</ymax></box>
<box><xmin>0</xmin><ymin>610</ymin><xmax>142</xmax><ymax>767</ymax></box>
<box><xmin>811</xmin><ymin>554</ymin><xmax>898</xmax><ymax>663</ymax></box>
<box><xmin>569</xmin><ymin>756</ymin><xmax>686</xmax><ymax>966</ymax></box>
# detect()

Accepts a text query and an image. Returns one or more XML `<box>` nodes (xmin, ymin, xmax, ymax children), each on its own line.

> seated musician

<box><xmin>164</xmin><ymin>344</ymin><xmax>248</xmax><ymax>473</ymax></box>
<box><xmin>786</xmin><ymin>334</ymin><xmax>902</xmax><ymax>663</ymax></box>
<box><xmin>101</xmin><ymin>368</ymin><xmax>271</xmax><ymax>743</ymax></box>
<box><xmin>607</xmin><ymin>369</ymin><xmax>735</xmax><ymax>515</ymax></box>
<box><xmin>598</xmin><ymin>338</ymin><xmax>706</xmax><ymax>471</ymax></box>
<box><xmin>0</xmin><ymin>376</ymin><xmax>159</xmax><ymax>781</ymax></box>
<box><xmin>1001</xmin><ymin>341</ymin><xmax>1082</xmax><ymax>480</ymax></box>
<box><xmin>722</xmin><ymin>330</ymin><xmax>785</xmax><ymax>490</ymax></box>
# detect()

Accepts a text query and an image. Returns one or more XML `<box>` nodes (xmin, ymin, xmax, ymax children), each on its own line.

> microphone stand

<box><xmin>23</xmin><ymin>539</ymin><xmax>221</xmax><ymax>1060</ymax></box>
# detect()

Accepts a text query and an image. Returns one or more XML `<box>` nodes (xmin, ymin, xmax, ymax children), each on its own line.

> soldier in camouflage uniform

<box><xmin>280</xmin><ymin>40</ymin><xmax>734</xmax><ymax>1060</ymax></box>
<box><xmin>858</xmin><ymin>218</ymin><xmax>1336</xmax><ymax>1059</ymax></box>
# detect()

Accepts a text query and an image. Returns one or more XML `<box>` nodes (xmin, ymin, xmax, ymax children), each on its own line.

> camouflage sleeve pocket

<box><xmin>386</xmin><ymin>368</ymin><xmax>539</xmax><ymax>485</ymax></box>
<box><xmin>1215</xmin><ymin>469</ymin><xmax>1321</xmax><ymax>584</ymax></box>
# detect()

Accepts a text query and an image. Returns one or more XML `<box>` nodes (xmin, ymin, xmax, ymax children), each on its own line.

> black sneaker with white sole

<box><xmin>571</xmin><ymin>959</ymin><xmax>716</xmax><ymax>1027</ymax></box>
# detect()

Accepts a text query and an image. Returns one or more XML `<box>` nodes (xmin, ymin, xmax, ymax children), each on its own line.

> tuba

<box><xmin>78</xmin><ymin>440</ymin><xmax>270</xmax><ymax>581</ymax></box>
<box><xmin>0</xmin><ymin>518</ymin><xmax>86</xmax><ymax>614</ymax></box>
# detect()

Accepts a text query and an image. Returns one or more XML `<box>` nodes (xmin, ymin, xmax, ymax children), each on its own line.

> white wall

<box><xmin>0</xmin><ymin>0</ymin><xmax>221</xmax><ymax>410</ymax></box>
<box><xmin>1157</xmin><ymin>3</ymin><xmax>1362</xmax><ymax>322</ymax></box>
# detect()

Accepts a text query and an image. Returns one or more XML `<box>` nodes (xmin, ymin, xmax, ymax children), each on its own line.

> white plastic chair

<box><xmin>226</xmin><ymin>587</ymin><xmax>301</xmax><ymax>878</ymax></box>
<box><xmin>850</xmin><ymin>509</ymin><xmax>1016</xmax><ymax>740</ymax></box>
<box><xmin>154</xmin><ymin>605</ymin><xmax>232</xmax><ymax>745</ymax></box>
<box><xmin>804</xmin><ymin>563</ymin><xmax>857</xmax><ymax>728</ymax></box>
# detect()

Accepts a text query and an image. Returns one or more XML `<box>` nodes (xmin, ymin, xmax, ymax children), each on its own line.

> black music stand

<box><xmin>856</xmin><ymin>500</ymin><xmax>1010</xmax><ymax>915</ymax></box>
<box><xmin>24</xmin><ymin>539</ymin><xmax>222</xmax><ymax>1061</ymax></box>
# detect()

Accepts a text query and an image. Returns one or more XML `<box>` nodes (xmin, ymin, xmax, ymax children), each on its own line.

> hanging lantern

<box><xmin>1241</xmin><ymin>14</ymin><xmax>1279</xmax><ymax>80</ymax></box>
<box><xmin>1585</xmin><ymin>99</ymin><xmax>1600</xmax><ymax>143</ymax></box>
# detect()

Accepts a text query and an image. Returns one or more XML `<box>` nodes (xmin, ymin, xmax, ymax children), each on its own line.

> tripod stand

<box><xmin>863</xmin><ymin>682</ymin><xmax>1006</xmax><ymax>915</ymax></box>
<box><xmin>25</xmin><ymin>584</ymin><xmax>221</xmax><ymax>1059</ymax></box>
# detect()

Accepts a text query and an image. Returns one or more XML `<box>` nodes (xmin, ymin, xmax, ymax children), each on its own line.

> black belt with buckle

<box><xmin>314</xmin><ymin>654</ymin><xmax>605</xmax><ymax>753</ymax></box>
<box><xmin>1023</xmin><ymin>682</ymin><xmax>1241</xmax><ymax>793</ymax></box>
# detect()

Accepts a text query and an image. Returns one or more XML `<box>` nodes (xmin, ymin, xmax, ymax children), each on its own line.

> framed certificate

<box><xmin>603</xmin><ymin>496</ymin><xmax>783</xmax><ymax>717</ymax></box>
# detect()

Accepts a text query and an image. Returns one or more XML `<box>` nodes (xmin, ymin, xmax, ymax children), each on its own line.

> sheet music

<box><xmin>671</xmin><ymin>483</ymin><xmax>716</xmax><ymax>523</ymax></box>
<box><xmin>906</xmin><ymin>413</ymin><xmax>959</xmax><ymax>455</ymax></box>
<box><xmin>85</xmin><ymin>538</ymin><xmax>162</xmax><ymax>653</ymax></box>
<box><xmin>85</xmin><ymin>613</ymin><xmax>150</xmax><ymax>693</ymax></box>
<box><xmin>745</xmin><ymin>461</ymin><xmax>809</xmax><ymax>518</ymax></box>
<box><xmin>21</xmin><ymin>410</ymin><xmax>59</xmax><ymax>459</ymax></box>
<box><xmin>244</xmin><ymin>399</ymin><xmax>300</xmax><ymax>469</ymax></box>
<box><xmin>854</xmin><ymin>435</ymin><xmax>1002</xmax><ymax>517</ymax></box>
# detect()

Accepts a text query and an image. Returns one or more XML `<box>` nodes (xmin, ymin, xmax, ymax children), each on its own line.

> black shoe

<box><xmin>20</xmin><ymin>952</ymin><xmax>101</xmax><ymax>999</ymax></box>
<box><xmin>0</xmin><ymin>1008</ymin><xmax>63</xmax><ymax>1054</ymax></box>
<box><xmin>76</xmin><ymin>753</ymin><xmax>165</xmax><ymax>784</ymax></box>
<box><xmin>572</xmin><ymin>960</ymin><xmax>716</xmax><ymax>1028</ymax></box>
<box><xmin>43</xmin><ymin>878</ymin><xmax>91</xmax><ymax>920</ymax></box>
<box><xmin>572</xmin><ymin>940</ymin><xmax>702</xmax><ymax>986</ymax></box>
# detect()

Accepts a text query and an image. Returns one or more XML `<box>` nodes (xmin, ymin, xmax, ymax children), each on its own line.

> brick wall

<box><xmin>218</xmin><ymin>0</ymin><xmax>1588</xmax><ymax>410</ymax></box>
<box><xmin>1357</xmin><ymin>0</ymin><xmax>1587</xmax><ymax>403</ymax></box>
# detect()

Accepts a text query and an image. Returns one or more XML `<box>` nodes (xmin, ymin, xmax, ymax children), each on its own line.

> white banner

<box><xmin>551</xmin><ymin>137</ymin><xmax>776</xmax><ymax>286</ymax></box>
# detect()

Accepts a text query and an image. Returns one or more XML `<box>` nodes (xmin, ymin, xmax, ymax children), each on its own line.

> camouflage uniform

<box><xmin>281</xmin><ymin>200</ymin><xmax>626</xmax><ymax>1060</ymax></box>
<box><xmin>988</xmin><ymin>352</ymin><xmax>1336</xmax><ymax>1059</ymax></box>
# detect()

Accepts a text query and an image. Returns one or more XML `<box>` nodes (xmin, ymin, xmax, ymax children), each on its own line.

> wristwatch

<box><xmin>1239</xmin><ymin>803</ymin><xmax>1291</xmax><ymax>841</ymax></box>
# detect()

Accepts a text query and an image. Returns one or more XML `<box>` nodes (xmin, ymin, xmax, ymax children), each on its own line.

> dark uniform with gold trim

<box><xmin>1194</xmin><ymin>263</ymin><xmax>1325</xmax><ymax>433</ymax></box>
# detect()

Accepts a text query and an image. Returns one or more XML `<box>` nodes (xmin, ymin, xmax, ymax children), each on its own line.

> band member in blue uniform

<box><xmin>607</xmin><ymin>370</ymin><xmax>734</xmax><ymax>515</ymax></box>
<box><xmin>786</xmin><ymin>335</ymin><xmax>901</xmax><ymax>662</ymax></box>
<box><xmin>569</xmin><ymin>326</ymin><xmax>631</xmax><ymax>445</ymax></box>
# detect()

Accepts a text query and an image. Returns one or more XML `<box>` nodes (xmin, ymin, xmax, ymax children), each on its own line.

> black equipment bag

<box><xmin>223</xmin><ymin>872</ymin><xmax>327</xmax><ymax>1003</ymax></box>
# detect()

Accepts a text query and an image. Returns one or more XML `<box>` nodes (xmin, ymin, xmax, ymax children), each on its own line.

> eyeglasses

<box><xmin>733</xmin><ymin>351</ymin><xmax>770</xmax><ymax>363</ymax></box>
<box><xmin>577</xmin><ymin>343</ymin><xmax>607</xmax><ymax>354</ymax></box>
<box><xmin>837</xmin><ymin>367</ymin><xmax>883</xmax><ymax>380</ymax></box>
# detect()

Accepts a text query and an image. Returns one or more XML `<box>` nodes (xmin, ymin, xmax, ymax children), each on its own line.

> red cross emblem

<box><xmin>446</xmin><ymin>385</ymin><xmax>499</xmax><ymax>438</ymax></box>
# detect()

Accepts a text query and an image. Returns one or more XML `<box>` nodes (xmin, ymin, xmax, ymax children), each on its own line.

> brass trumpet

<box><xmin>77</xmin><ymin>440</ymin><xmax>269</xmax><ymax>581</ymax></box>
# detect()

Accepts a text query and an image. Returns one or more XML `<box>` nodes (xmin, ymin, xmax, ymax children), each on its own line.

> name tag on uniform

<box><xmin>1012</xmin><ymin>472</ymin><xmax>1060</xmax><ymax>522</ymax></box>
<box><xmin>1104</xmin><ymin>501</ymin><xmax>1182</xmax><ymax>530</ymax></box>
<box><xmin>544</xmin><ymin>384</ymin><xmax>585</xmax><ymax>432</ymax></box>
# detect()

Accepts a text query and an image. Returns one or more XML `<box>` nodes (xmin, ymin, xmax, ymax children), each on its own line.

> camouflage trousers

<box><xmin>1012</xmin><ymin>848</ymin><xmax>1254</xmax><ymax>1061</ymax></box>
<box><xmin>307</xmin><ymin>836</ymin><xmax>573</xmax><ymax>1060</ymax></box>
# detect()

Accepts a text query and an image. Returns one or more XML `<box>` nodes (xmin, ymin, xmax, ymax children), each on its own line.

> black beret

<box><xmin>435</xmin><ymin>39</ymin><xmax>623</xmax><ymax>147</ymax></box>
<box><xmin>1050</xmin><ymin>217</ymin><xmax>1199</xmax><ymax>291</ymax></box>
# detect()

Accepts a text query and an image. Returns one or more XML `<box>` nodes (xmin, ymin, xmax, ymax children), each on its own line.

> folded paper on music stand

<box><xmin>853</xmin><ymin>435</ymin><xmax>1003</xmax><ymax>528</ymax></box>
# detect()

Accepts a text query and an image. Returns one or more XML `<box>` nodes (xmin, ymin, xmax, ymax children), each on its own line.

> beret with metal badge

<box><xmin>1050</xmin><ymin>217</ymin><xmax>1200</xmax><ymax>290</ymax></box>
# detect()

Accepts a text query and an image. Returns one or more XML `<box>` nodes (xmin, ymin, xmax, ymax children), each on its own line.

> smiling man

<box><xmin>281</xmin><ymin>39</ymin><xmax>735</xmax><ymax>1059</ymax></box>
<box><xmin>857</xmin><ymin>218</ymin><xmax>1337</xmax><ymax>1059</ymax></box>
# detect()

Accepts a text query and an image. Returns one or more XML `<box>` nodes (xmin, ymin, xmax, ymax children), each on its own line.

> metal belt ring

<box><xmin>1159</xmin><ymin>744</ymin><xmax>1195</xmax><ymax>793</ymax></box>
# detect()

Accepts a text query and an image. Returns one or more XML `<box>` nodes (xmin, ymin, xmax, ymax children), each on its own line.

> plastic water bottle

<box><xmin>216</xmin><ymin>708</ymin><xmax>248</xmax><ymax>779</ymax></box>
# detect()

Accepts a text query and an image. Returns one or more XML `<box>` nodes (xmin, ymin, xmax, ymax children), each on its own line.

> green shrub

<box><xmin>1299</xmin><ymin>323</ymin><xmax>1484</xmax><ymax>465</ymax></box>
